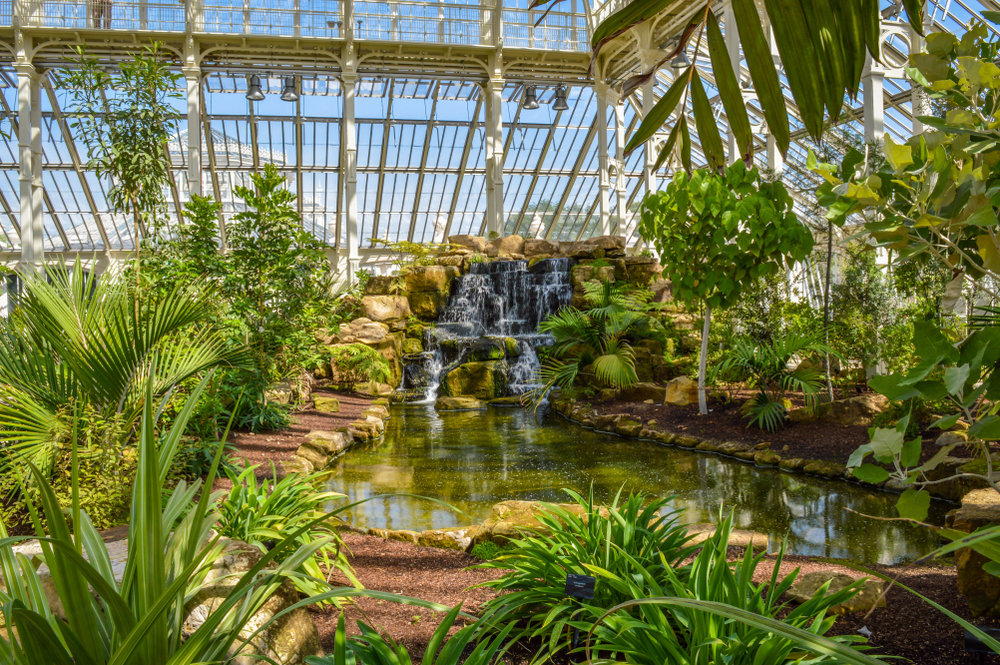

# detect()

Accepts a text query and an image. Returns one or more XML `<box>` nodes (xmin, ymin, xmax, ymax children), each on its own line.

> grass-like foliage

<box><xmin>216</xmin><ymin>463</ymin><xmax>360</xmax><ymax>599</ymax></box>
<box><xmin>473</xmin><ymin>489</ymin><xmax>696</xmax><ymax>664</ymax></box>
<box><xmin>713</xmin><ymin>334</ymin><xmax>833</xmax><ymax>431</ymax></box>
<box><xmin>306</xmin><ymin>606</ymin><xmax>513</xmax><ymax>665</ymax></box>
<box><xmin>586</xmin><ymin>511</ymin><xmax>882</xmax><ymax>664</ymax></box>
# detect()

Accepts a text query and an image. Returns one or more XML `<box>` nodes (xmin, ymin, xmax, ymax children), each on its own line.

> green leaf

<box><xmin>901</xmin><ymin>0</ymin><xmax>924</xmax><ymax>36</ymax></box>
<box><xmin>732</xmin><ymin>0</ymin><xmax>790</xmax><ymax>154</ymax></box>
<box><xmin>846</xmin><ymin>443</ymin><xmax>873</xmax><ymax>468</ymax></box>
<box><xmin>852</xmin><ymin>464</ymin><xmax>889</xmax><ymax>484</ymax></box>
<box><xmin>625</xmin><ymin>73</ymin><xmax>688</xmax><ymax>155</ymax></box>
<box><xmin>869</xmin><ymin>373</ymin><xmax>923</xmax><ymax>401</ymax></box>
<box><xmin>900</xmin><ymin>437</ymin><xmax>922</xmax><ymax>468</ymax></box>
<box><xmin>969</xmin><ymin>415</ymin><xmax>1000</xmax><ymax>441</ymax></box>
<box><xmin>896</xmin><ymin>489</ymin><xmax>931</xmax><ymax>521</ymax></box>
<box><xmin>983</xmin><ymin>561</ymin><xmax>1000</xmax><ymax>578</ymax></box>
<box><xmin>883</xmin><ymin>135</ymin><xmax>914</xmax><ymax>172</ymax></box>
<box><xmin>706</xmin><ymin>11</ymin><xmax>753</xmax><ymax>162</ymax></box>
<box><xmin>689</xmin><ymin>70</ymin><xmax>726</xmax><ymax>173</ymax></box>
<box><xmin>869</xmin><ymin>427</ymin><xmax>905</xmax><ymax>461</ymax></box>
<box><xmin>763</xmin><ymin>0</ymin><xmax>827</xmax><ymax>140</ymax></box>
<box><xmin>931</xmin><ymin>414</ymin><xmax>961</xmax><ymax>430</ymax></box>
<box><xmin>944</xmin><ymin>365</ymin><xmax>971</xmax><ymax>395</ymax></box>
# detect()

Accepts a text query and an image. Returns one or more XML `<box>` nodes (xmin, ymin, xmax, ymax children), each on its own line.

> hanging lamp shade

<box><xmin>246</xmin><ymin>74</ymin><xmax>265</xmax><ymax>101</ymax></box>
<box><xmin>671</xmin><ymin>51</ymin><xmax>691</xmax><ymax>70</ymax></box>
<box><xmin>280</xmin><ymin>76</ymin><xmax>299</xmax><ymax>102</ymax></box>
<box><xmin>552</xmin><ymin>85</ymin><xmax>569</xmax><ymax>111</ymax></box>
<box><xmin>523</xmin><ymin>85</ymin><xmax>539</xmax><ymax>110</ymax></box>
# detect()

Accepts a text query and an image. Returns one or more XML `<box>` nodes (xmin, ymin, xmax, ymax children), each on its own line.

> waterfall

<box><xmin>403</xmin><ymin>258</ymin><xmax>574</xmax><ymax>401</ymax></box>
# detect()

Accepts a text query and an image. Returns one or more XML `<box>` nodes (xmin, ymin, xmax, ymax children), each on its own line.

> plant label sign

<box><xmin>565</xmin><ymin>574</ymin><xmax>596</xmax><ymax>600</ymax></box>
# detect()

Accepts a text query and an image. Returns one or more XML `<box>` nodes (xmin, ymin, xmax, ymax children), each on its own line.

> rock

<box><xmin>448</xmin><ymin>235</ymin><xmax>487</xmax><ymax>253</ymax></box>
<box><xmin>313</xmin><ymin>395</ymin><xmax>340</xmax><ymax>413</ymax></box>
<box><xmin>469</xmin><ymin>500</ymin><xmax>610</xmax><ymax>547</ymax></box>
<box><xmin>435</xmin><ymin>254</ymin><xmax>466</xmax><ymax>268</ymax></box>
<box><xmin>623</xmin><ymin>256</ymin><xmax>659</xmax><ymax>286</ymax></box>
<box><xmin>716</xmin><ymin>441</ymin><xmax>751</xmax><ymax>455</ymax></box>
<box><xmin>594</xmin><ymin>414</ymin><xmax>625</xmax><ymax>432</ymax></box>
<box><xmin>336</xmin><ymin>318</ymin><xmax>390</xmax><ymax>345</ymax></box>
<box><xmin>524</xmin><ymin>239</ymin><xmax>559</xmax><ymax>257</ymax></box>
<box><xmin>803</xmin><ymin>461</ymin><xmax>848</xmax><ymax>479</ymax></box>
<box><xmin>621</xmin><ymin>382</ymin><xmax>666</xmax><ymax>403</ymax></box>
<box><xmin>937</xmin><ymin>430</ymin><xmax>970</xmax><ymax>447</ymax></box>
<box><xmin>361</xmin><ymin>295</ymin><xmax>411</xmax><ymax>322</ymax></box>
<box><xmin>418</xmin><ymin>528</ymin><xmax>472</xmax><ymax>551</ymax></box>
<box><xmin>755</xmin><ymin>451</ymin><xmax>781</xmax><ymax>466</ymax></box>
<box><xmin>402</xmin><ymin>338</ymin><xmax>423</xmax><ymax>355</ymax></box>
<box><xmin>296</xmin><ymin>430</ymin><xmax>352</xmax><ymax>470</ymax></box>
<box><xmin>950</xmin><ymin>489</ymin><xmax>1000</xmax><ymax>616</ymax></box>
<box><xmin>489</xmin><ymin>395</ymin><xmax>526</xmax><ymax>407</ymax></box>
<box><xmin>686</xmin><ymin>523</ymin><xmax>768</xmax><ymax>549</ymax></box>
<box><xmin>405</xmin><ymin>320</ymin><xmax>426</xmax><ymax>339</ymax></box>
<box><xmin>440</xmin><ymin>360</ymin><xmax>506</xmax><ymax>400</ymax></box>
<box><xmin>353</xmin><ymin>382</ymin><xmax>395</xmax><ymax>397</ymax></box>
<box><xmin>591</xmin><ymin>235</ymin><xmax>626</xmax><ymax>256</ymax></box>
<box><xmin>696</xmin><ymin>441</ymin><xmax>721</xmax><ymax>453</ymax></box>
<box><xmin>785</xmin><ymin>572</ymin><xmax>885</xmax><ymax>615</ymax></box>
<box><xmin>367</xmin><ymin>528</ymin><xmax>420</xmax><ymax>546</ymax></box>
<box><xmin>570</xmin><ymin>263</ymin><xmax>616</xmax><ymax>287</ymax></box>
<box><xmin>663</xmin><ymin>376</ymin><xmax>698</xmax><ymax>406</ymax></box>
<box><xmin>348</xmin><ymin>418</ymin><xmax>383</xmax><ymax>442</ymax></box>
<box><xmin>435</xmin><ymin>396</ymin><xmax>487</xmax><ymax>411</ymax></box>
<box><xmin>363</xmin><ymin>275</ymin><xmax>396</xmax><ymax>296</ymax></box>
<box><xmin>280</xmin><ymin>456</ymin><xmax>314</xmax><ymax>476</ymax></box>
<box><xmin>486</xmin><ymin>235</ymin><xmax>525</xmax><ymax>258</ymax></box>
<box><xmin>674</xmin><ymin>435</ymin><xmax>700</xmax><ymax>448</ymax></box>
<box><xmin>408</xmin><ymin>292</ymin><xmax>449</xmax><ymax>320</ymax></box>
<box><xmin>406</xmin><ymin>265</ymin><xmax>459</xmax><ymax>294</ymax></box>
<box><xmin>266</xmin><ymin>381</ymin><xmax>294</xmax><ymax>406</ymax></box>
<box><xmin>792</xmin><ymin>394</ymin><xmax>888</xmax><ymax>427</ymax></box>
<box><xmin>779</xmin><ymin>458</ymin><xmax>809</xmax><ymax>471</ymax></box>
<box><xmin>615</xmin><ymin>419</ymin><xmax>644</xmax><ymax>437</ymax></box>
<box><xmin>184</xmin><ymin>541</ymin><xmax>324</xmax><ymax>664</ymax></box>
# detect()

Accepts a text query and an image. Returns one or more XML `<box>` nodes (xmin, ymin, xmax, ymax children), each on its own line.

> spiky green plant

<box><xmin>0</xmin><ymin>264</ymin><xmax>245</xmax><ymax>479</ymax></box>
<box><xmin>712</xmin><ymin>335</ymin><xmax>834</xmax><ymax>431</ymax></box>
<box><xmin>329</xmin><ymin>343</ymin><xmax>392</xmax><ymax>385</ymax></box>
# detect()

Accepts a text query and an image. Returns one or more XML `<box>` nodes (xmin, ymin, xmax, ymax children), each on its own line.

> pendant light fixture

<box><xmin>280</xmin><ymin>76</ymin><xmax>299</xmax><ymax>102</ymax></box>
<box><xmin>671</xmin><ymin>51</ymin><xmax>691</xmax><ymax>70</ymax></box>
<box><xmin>246</xmin><ymin>74</ymin><xmax>265</xmax><ymax>101</ymax></box>
<box><xmin>552</xmin><ymin>85</ymin><xmax>569</xmax><ymax>111</ymax></box>
<box><xmin>522</xmin><ymin>85</ymin><xmax>539</xmax><ymax>110</ymax></box>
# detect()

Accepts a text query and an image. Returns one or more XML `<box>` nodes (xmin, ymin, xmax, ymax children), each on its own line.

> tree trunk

<box><xmin>823</xmin><ymin>221</ymin><xmax>834</xmax><ymax>401</ymax></box>
<box><xmin>698</xmin><ymin>304</ymin><xmax>711</xmax><ymax>416</ymax></box>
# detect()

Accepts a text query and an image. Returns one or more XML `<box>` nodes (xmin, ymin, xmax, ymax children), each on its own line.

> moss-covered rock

<box><xmin>405</xmin><ymin>265</ymin><xmax>459</xmax><ymax>294</ymax></box>
<box><xmin>405</xmin><ymin>320</ymin><xmax>426</xmax><ymax>339</ymax></box>
<box><xmin>408</xmin><ymin>292</ymin><xmax>450</xmax><ymax>320</ymax></box>
<box><xmin>361</xmin><ymin>295</ymin><xmax>411</xmax><ymax>322</ymax></box>
<box><xmin>435</xmin><ymin>396</ymin><xmax>487</xmax><ymax>411</ymax></box>
<box><xmin>802</xmin><ymin>460</ymin><xmax>848</xmax><ymax>479</ymax></box>
<box><xmin>440</xmin><ymin>360</ymin><xmax>507</xmax><ymax>400</ymax></box>
<box><xmin>615</xmin><ymin>419</ymin><xmax>644</xmax><ymax>437</ymax></box>
<box><xmin>785</xmin><ymin>572</ymin><xmax>885</xmax><ymax>615</ymax></box>
<box><xmin>313</xmin><ymin>396</ymin><xmax>340</xmax><ymax>413</ymax></box>
<box><xmin>754</xmin><ymin>451</ymin><xmax>781</xmax><ymax>466</ymax></box>
<box><xmin>402</xmin><ymin>337</ymin><xmax>423</xmax><ymax>355</ymax></box>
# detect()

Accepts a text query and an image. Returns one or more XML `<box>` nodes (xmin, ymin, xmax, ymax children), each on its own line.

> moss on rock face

<box><xmin>402</xmin><ymin>337</ymin><xmax>423</xmax><ymax>355</ymax></box>
<box><xmin>408</xmin><ymin>292</ymin><xmax>449</xmax><ymax>320</ymax></box>
<box><xmin>440</xmin><ymin>360</ymin><xmax>507</xmax><ymax>400</ymax></box>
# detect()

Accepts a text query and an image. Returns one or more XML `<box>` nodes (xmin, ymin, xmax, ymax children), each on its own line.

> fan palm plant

<box><xmin>713</xmin><ymin>335</ymin><xmax>835</xmax><ymax>431</ymax></box>
<box><xmin>0</xmin><ymin>263</ymin><xmax>246</xmax><ymax>478</ymax></box>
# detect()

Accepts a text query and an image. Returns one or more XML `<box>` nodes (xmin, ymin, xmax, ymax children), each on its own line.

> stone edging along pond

<box><xmin>547</xmin><ymin>394</ymin><xmax>968</xmax><ymax>503</ymax></box>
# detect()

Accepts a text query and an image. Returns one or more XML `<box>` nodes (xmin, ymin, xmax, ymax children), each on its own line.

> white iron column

<box><xmin>595</xmin><ymin>81</ymin><xmax>612</xmax><ymax>236</ymax></box>
<box><xmin>763</xmin><ymin>16</ymin><xmax>783</xmax><ymax>174</ymax></box>
<box><xmin>485</xmin><ymin>74</ymin><xmax>505</xmax><ymax>237</ymax></box>
<box><xmin>641</xmin><ymin>48</ymin><xmax>659</xmax><ymax>198</ymax></box>
<box><xmin>863</xmin><ymin>54</ymin><xmax>885</xmax><ymax>142</ymax></box>
<box><xmin>184</xmin><ymin>66</ymin><xmax>202</xmax><ymax>196</ymax></box>
<box><xmin>614</xmin><ymin>96</ymin><xmax>627</xmax><ymax>236</ymax></box>
<box><xmin>343</xmin><ymin>69</ymin><xmax>359</xmax><ymax>279</ymax></box>
<box><xmin>16</xmin><ymin>62</ymin><xmax>43</xmax><ymax>272</ymax></box>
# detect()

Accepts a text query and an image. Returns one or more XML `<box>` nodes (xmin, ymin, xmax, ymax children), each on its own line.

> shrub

<box><xmin>329</xmin><ymin>343</ymin><xmax>392</xmax><ymax>385</ymax></box>
<box><xmin>215</xmin><ymin>463</ymin><xmax>359</xmax><ymax>599</ymax></box>
<box><xmin>474</xmin><ymin>489</ymin><xmax>695</xmax><ymax>663</ymax></box>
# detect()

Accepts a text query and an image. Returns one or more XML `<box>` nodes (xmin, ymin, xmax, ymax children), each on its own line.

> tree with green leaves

<box><xmin>61</xmin><ymin>42</ymin><xmax>181</xmax><ymax>278</ymax></box>
<box><xmin>638</xmin><ymin>162</ymin><xmax>814</xmax><ymax>414</ymax></box>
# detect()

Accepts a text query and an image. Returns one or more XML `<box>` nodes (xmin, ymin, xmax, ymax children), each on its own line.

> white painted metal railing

<box><xmin>19</xmin><ymin>0</ymin><xmax>185</xmax><ymax>31</ymax></box>
<box><xmin>353</xmin><ymin>0</ymin><xmax>488</xmax><ymax>45</ymax></box>
<box><xmin>504</xmin><ymin>8</ymin><xmax>587</xmax><ymax>51</ymax></box>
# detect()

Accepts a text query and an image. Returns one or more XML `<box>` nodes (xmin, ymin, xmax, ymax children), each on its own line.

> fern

<box><xmin>329</xmin><ymin>343</ymin><xmax>392</xmax><ymax>384</ymax></box>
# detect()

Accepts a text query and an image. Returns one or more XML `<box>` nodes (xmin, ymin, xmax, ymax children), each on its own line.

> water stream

<box><xmin>326</xmin><ymin>404</ymin><xmax>949</xmax><ymax>565</ymax></box>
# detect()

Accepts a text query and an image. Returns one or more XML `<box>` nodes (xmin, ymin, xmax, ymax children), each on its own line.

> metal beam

<box><xmin>407</xmin><ymin>81</ymin><xmax>440</xmax><ymax>243</ymax></box>
<box><xmin>201</xmin><ymin>78</ymin><xmax>226</xmax><ymax>249</ymax></box>
<box><xmin>295</xmin><ymin>79</ymin><xmax>304</xmax><ymax>216</ymax></box>
<box><xmin>371</xmin><ymin>79</ymin><xmax>395</xmax><ymax>245</ymax></box>
<box><xmin>546</xmin><ymin>116</ymin><xmax>598</xmax><ymax>241</ymax></box>
<box><xmin>443</xmin><ymin>93</ymin><xmax>484</xmax><ymax>241</ymax></box>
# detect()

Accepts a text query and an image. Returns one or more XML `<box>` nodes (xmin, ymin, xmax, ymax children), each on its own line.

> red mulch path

<box><xmin>312</xmin><ymin>533</ymin><xmax>996</xmax><ymax>665</ymax></box>
<box><xmin>214</xmin><ymin>390</ymin><xmax>373</xmax><ymax>491</ymax></box>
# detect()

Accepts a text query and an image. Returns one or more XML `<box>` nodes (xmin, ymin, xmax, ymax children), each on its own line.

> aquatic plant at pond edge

<box><xmin>473</xmin><ymin>489</ymin><xmax>696</xmax><ymax>664</ymax></box>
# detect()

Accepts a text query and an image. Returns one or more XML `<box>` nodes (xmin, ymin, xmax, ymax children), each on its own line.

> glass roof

<box><xmin>0</xmin><ymin>0</ymin><xmax>990</xmax><ymax>260</ymax></box>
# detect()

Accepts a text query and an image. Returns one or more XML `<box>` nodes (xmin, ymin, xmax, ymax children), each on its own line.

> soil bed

<box><xmin>317</xmin><ymin>533</ymin><xmax>995</xmax><ymax>665</ymax></box>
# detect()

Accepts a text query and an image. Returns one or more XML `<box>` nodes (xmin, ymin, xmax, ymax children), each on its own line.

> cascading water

<box><xmin>401</xmin><ymin>258</ymin><xmax>574</xmax><ymax>401</ymax></box>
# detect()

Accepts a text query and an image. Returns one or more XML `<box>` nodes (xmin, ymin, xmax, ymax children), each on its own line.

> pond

<box><xmin>326</xmin><ymin>404</ymin><xmax>950</xmax><ymax>564</ymax></box>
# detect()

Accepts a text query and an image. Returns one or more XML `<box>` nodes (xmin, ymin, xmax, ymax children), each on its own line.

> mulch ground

<box><xmin>214</xmin><ymin>390</ymin><xmax>373</xmax><ymax>491</ymax></box>
<box><xmin>313</xmin><ymin>533</ymin><xmax>998</xmax><ymax>665</ymax></box>
<box><xmin>587</xmin><ymin>393</ymin><xmax>993</xmax><ymax>467</ymax></box>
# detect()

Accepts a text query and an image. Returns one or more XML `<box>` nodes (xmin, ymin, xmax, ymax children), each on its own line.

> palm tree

<box><xmin>0</xmin><ymin>263</ymin><xmax>246</xmax><ymax>478</ymax></box>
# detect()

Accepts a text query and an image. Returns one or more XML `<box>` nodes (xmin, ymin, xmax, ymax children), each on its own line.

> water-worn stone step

<box><xmin>313</xmin><ymin>395</ymin><xmax>340</xmax><ymax>413</ymax></box>
<box><xmin>784</xmin><ymin>571</ymin><xmax>885</xmax><ymax>615</ymax></box>
<box><xmin>435</xmin><ymin>396</ymin><xmax>487</xmax><ymax>411</ymax></box>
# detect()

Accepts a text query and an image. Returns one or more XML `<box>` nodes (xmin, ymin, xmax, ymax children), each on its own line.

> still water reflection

<box><xmin>326</xmin><ymin>404</ymin><xmax>949</xmax><ymax>564</ymax></box>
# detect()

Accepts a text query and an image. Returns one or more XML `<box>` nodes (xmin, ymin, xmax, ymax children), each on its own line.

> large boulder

<box><xmin>336</xmin><ymin>318</ymin><xmax>389</xmax><ymax>346</ymax></box>
<box><xmin>685</xmin><ymin>523</ymin><xmax>768</xmax><ymax>549</ymax></box>
<box><xmin>570</xmin><ymin>263</ymin><xmax>616</xmax><ymax>286</ymax></box>
<box><xmin>622</xmin><ymin>256</ymin><xmax>660</xmax><ymax>286</ymax></box>
<box><xmin>406</xmin><ymin>265</ymin><xmax>459</xmax><ymax>294</ymax></box>
<box><xmin>469</xmin><ymin>500</ymin><xmax>610</xmax><ymax>547</ymax></box>
<box><xmin>363</xmin><ymin>275</ymin><xmax>396</xmax><ymax>296</ymax></box>
<box><xmin>408</xmin><ymin>292</ymin><xmax>449</xmax><ymax>320</ymax></box>
<box><xmin>185</xmin><ymin>541</ymin><xmax>324</xmax><ymax>664</ymax></box>
<box><xmin>621</xmin><ymin>382</ymin><xmax>666</xmax><ymax>403</ymax></box>
<box><xmin>664</xmin><ymin>376</ymin><xmax>698</xmax><ymax>406</ymax></box>
<box><xmin>361</xmin><ymin>295</ymin><xmax>411</xmax><ymax>322</ymax></box>
<box><xmin>296</xmin><ymin>429</ymin><xmax>353</xmax><ymax>469</ymax></box>
<box><xmin>448</xmin><ymin>235</ymin><xmax>487</xmax><ymax>253</ymax></box>
<box><xmin>441</xmin><ymin>360</ymin><xmax>507</xmax><ymax>400</ymax></box>
<box><xmin>313</xmin><ymin>395</ymin><xmax>340</xmax><ymax>413</ymax></box>
<box><xmin>524</xmin><ymin>238</ymin><xmax>559</xmax><ymax>257</ymax></box>
<box><xmin>789</xmin><ymin>394</ymin><xmax>887</xmax><ymax>427</ymax></box>
<box><xmin>785</xmin><ymin>572</ymin><xmax>885</xmax><ymax>615</ymax></box>
<box><xmin>949</xmin><ymin>488</ymin><xmax>1000</xmax><ymax>616</ymax></box>
<box><xmin>435</xmin><ymin>396</ymin><xmax>487</xmax><ymax>411</ymax></box>
<box><xmin>486</xmin><ymin>234</ymin><xmax>526</xmax><ymax>258</ymax></box>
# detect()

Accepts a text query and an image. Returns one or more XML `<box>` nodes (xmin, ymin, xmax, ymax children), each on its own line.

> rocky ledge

<box><xmin>283</xmin><ymin>399</ymin><xmax>391</xmax><ymax>475</ymax></box>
